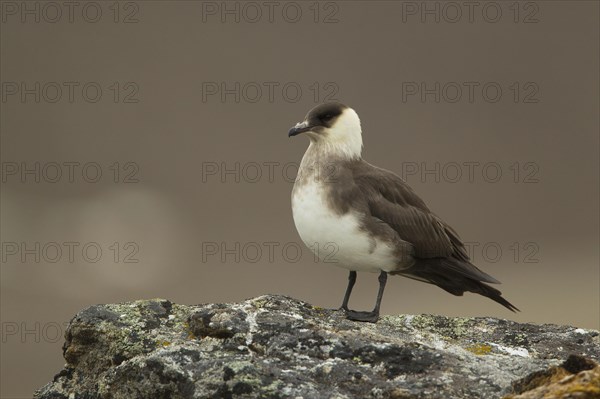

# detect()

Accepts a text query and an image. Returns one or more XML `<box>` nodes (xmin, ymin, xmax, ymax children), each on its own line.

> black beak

<box><xmin>288</xmin><ymin>121</ymin><xmax>311</xmax><ymax>137</ymax></box>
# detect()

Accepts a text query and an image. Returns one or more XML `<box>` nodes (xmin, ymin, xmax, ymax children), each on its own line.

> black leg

<box><xmin>345</xmin><ymin>271</ymin><xmax>388</xmax><ymax>323</ymax></box>
<box><xmin>340</xmin><ymin>271</ymin><xmax>357</xmax><ymax>311</ymax></box>
<box><xmin>373</xmin><ymin>271</ymin><xmax>388</xmax><ymax>314</ymax></box>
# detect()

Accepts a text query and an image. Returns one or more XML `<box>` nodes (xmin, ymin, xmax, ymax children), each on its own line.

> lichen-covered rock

<box><xmin>34</xmin><ymin>295</ymin><xmax>599</xmax><ymax>399</ymax></box>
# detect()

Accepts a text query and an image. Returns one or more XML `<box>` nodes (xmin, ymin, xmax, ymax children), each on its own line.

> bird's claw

<box><xmin>344</xmin><ymin>309</ymin><xmax>379</xmax><ymax>323</ymax></box>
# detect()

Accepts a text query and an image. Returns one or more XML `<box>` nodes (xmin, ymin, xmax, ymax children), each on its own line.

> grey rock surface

<box><xmin>35</xmin><ymin>295</ymin><xmax>599</xmax><ymax>399</ymax></box>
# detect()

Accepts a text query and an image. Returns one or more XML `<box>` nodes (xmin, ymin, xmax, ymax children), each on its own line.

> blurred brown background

<box><xmin>1</xmin><ymin>1</ymin><xmax>598</xmax><ymax>397</ymax></box>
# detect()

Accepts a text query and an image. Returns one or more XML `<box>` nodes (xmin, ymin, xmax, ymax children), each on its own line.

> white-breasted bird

<box><xmin>288</xmin><ymin>102</ymin><xmax>518</xmax><ymax>322</ymax></box>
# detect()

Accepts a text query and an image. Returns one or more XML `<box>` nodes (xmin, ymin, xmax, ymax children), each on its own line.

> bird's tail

<box><xmin>394</xmin><ymin>258</ymin><xmax>520</xmax><ymax>312</ymax></box>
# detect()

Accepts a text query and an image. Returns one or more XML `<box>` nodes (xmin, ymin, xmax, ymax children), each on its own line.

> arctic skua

<box><xmin>288</xmin><ymin>102</ymin><xmax>518</xmax><ymax>322</ymax></box>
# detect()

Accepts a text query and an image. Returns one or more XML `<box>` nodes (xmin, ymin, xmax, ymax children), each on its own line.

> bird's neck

<box><xmin>301</xmin><ymin>140</ymin><xmax>362</xmax><ymax>168</ymax></box>
<box><xmin>296</xmin><ymin>141</ymin><xmax>361</xmax><ymax>185</ymax></box>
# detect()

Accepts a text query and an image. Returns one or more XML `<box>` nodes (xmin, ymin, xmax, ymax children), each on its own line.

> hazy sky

<box><xmin>1</xmin><ymin>1</ymin><xmax>599</xmax><ymax>397</ymax></box>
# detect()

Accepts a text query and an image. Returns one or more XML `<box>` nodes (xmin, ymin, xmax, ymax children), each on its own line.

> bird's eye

<box><xmin>323</xmin><ymin>114</ymin><xmax>333</xmax><ymax>120</ymax></box>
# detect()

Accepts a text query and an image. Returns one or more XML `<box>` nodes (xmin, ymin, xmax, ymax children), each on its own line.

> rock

<box><xmin>34</xmin><ymin>295</ymin><xmax>599</xmax><ymax>399</ymax></box>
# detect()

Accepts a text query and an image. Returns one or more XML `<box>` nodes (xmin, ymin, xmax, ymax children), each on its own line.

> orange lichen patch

<box><xmin>504</xmin><ymin>355</ymin><xmax>600</xmax><ymax>399</ymax></box>
<box><xmin>466</xmin><ymin>344</ymin><xmax>493</xmax><ymax>356</ymax></box>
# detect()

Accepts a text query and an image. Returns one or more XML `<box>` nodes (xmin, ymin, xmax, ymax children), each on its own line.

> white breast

<box><xmin>292</xmin><ymin>179</ymin><xmax>400</xmax><ymax>273</ymax></box>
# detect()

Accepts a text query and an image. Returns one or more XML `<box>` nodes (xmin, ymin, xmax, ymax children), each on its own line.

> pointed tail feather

<box><xmin>395</xmin><ymin>258</ymin><xmax>519</xmax><ymax>312</ymax></box>
<box><xmin>474</xmin><ymin>281</ymin><xmax>520</xmax><ymax>312</ymax></box>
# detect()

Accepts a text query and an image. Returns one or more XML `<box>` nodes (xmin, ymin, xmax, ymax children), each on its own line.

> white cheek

<box><xmin>322</xmin><ymin>110</ymin><xmax>363</xmax><ymax>158</ymax></box>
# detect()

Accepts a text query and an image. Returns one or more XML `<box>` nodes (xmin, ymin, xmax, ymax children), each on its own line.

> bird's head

<box><xmin>288</xmin><ymin>102</ymin><xmax>363</xmax><ymax>159</ymax></box>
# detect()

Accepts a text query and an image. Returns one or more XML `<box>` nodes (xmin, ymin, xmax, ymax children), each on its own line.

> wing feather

<box><xmin>352</xmin><ymin>161</ymin><xmax>459</xmax><ymax>259</ymax></box>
